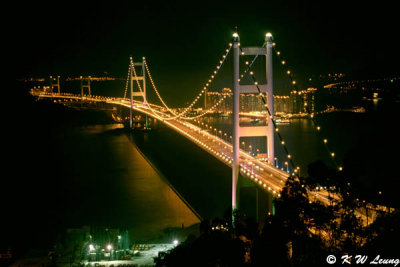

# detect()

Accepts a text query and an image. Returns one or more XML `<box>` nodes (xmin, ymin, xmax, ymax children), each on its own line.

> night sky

<box><xmin>9</xmin><ymin>0</ymin><xmax>399</xmax><ymax>100</ymax></box>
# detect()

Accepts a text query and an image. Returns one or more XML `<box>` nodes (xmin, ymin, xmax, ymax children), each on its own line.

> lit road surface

<box><xmin>31</xmin><ymin>92</ymin><xmax>338</xmax><ymax>205</ymax></box>
<box><xmin>114</xmin><ymin>99</ymin><xmax>290</xmax><ymax>198</ymax></box>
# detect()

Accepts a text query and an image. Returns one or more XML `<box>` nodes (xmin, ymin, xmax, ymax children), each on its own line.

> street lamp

<box><xmin>106</xmin><ymin>244</ymin><xmax>113</xmax><ymax>261</ymax></box>
<box><xmin>248</xmin><ymin>162</ymin><xmax>254</xmax><ymax>173</ymax></box>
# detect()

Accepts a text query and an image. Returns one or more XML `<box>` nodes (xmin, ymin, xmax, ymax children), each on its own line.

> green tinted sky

<box><xmin>11</xmin><ymin>0</ymin><xmax>399</xmax><ymax>101</ymax></box>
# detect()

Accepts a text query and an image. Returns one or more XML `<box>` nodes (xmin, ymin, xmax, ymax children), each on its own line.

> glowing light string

<box><xmin>272</xmin><ymin>42</ymin><xmax>342</xmax><ymax>170</ymax></box>
<box><xmin>239</xmin><ymin>44</ymin><xmax>299</xmax><ymax>173</ymax></box>
<box><xmin>143</xmin><ymin>44</ymin><xmax>232</xmax><ymax>120</ymax></box>
<box><xmin>123</xmin><ymin>64</ymin><xmax>131</xmax><ymax>99</ymax></box>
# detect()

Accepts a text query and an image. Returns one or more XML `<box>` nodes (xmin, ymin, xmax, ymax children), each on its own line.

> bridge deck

<box><xmin>32</xmin><ymin>91</ymin><xmax>395</xmax><ymax>227</ymax></box>
<box><xmin>30</xmin><ymin>92</ymin><xmax>343</xmax><ymax>206</ymax></box>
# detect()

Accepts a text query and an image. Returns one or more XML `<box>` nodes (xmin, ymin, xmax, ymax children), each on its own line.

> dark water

<box><xmin>3</xmin><ymin>81</ymin><xmax>400</xmax><ymax>255</ymax></box>
<box><xmin>3</xmin><ymin>83</ymin><xmax>234</xmax><ymax>254</ymax></box>
<box><xmin>4</xmin><ymin>108</ymin><xmax>203</xmax><ymax>245</ymax></box>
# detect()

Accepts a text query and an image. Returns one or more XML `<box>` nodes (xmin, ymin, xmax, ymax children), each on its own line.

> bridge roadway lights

<box><xmin>36</xmin><ymin>94</ymin><xmax>368</xmax><ymax>216</ymax></box>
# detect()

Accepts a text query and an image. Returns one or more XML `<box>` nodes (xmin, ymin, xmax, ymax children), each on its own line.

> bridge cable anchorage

<box><xmin>272</xmin><ymin>41</ymin><xmax>342</xmax><ymax>171</ymax></box>
<box><xmin>239</xmin><ymin>45</ymin><xmax>298</xmax><ymax>174</ymax></box>
<box><xmin>142</xmin><ymin>43</ymin><xmax>232</xmax><ymax>120</ymax></box>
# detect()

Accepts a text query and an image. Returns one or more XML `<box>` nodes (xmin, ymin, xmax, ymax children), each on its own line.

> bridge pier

<box><xmin>239</xmin><ymin>176</ymin><xmax>273</xmax><ymax>223</ymax></box>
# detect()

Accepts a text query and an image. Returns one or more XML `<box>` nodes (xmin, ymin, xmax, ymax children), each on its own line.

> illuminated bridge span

<box><xmin>32</xmin><ymin>32</ymin><xmax>387</xmax><ymax>224</ymax></box>
<box><xmin>33</xmin><ymin>91</ymin><xmax>335</xmax><ymax>205</ymax></box>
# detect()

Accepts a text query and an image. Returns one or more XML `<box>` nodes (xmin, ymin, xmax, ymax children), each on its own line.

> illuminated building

<box><xmin>206</xmin><ymin>87</ymin><xmax>316</xmax><ymax>114</ymax></box>
<box><xmin>274</xmin><ymin>95</ymin><xmax>290</xmax><ymax>114</ymax></box>
<box><xmin>290</xmin><ymin>88</ymin><xmax>316</xmax><ymax>114</ymax></box>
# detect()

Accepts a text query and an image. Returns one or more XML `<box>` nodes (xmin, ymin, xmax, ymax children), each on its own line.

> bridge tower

<box><xmin>80</xmin><ymin>76</ymin><xmax>91</xmax><ymax>97</ymax></box>
<box><xmin>129</xmin><ymin>57</ymin><xmax>148</xmax><ymax>129</ymax></box>
<box><xmin>232</xmin><ymin>33</ymin><xmax>275</xmax><ymax>220</ymax></box>
<box><xmin>49</xmin><ymin>76</ymin><xmax>60</xmax><ymax>94</ymax></box>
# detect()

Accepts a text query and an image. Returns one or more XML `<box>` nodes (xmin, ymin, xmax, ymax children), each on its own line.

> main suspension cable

<box><xmin>123</xmin><ymin>64</ymin><xmax>131</xmax><ymax>99</ymax></box>
<box><xmin>272</xmin><ymin>41</ymin><xmax>341</xmax><ymax>170</ymax></box>
<box><xmin>143</xmin><ymin>43</ymin><xmax>232</xmax><ymax>120</ymax></box>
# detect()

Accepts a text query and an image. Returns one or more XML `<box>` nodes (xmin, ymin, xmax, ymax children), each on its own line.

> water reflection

<box><xmin>57</xmin><ymin>124</ymin><xmax>200</xmax><ymax>243</ymax></box>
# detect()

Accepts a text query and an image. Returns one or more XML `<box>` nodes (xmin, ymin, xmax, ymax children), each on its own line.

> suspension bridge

<box><xmin>31</xmin><ymin>32</ymin><xmax>387</xmax><ymax>224</ymax></box>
